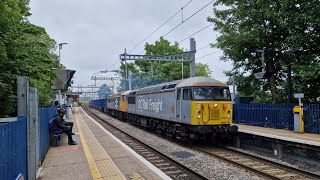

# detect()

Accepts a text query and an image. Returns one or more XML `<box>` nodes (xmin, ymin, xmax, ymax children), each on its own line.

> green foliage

<box><xmin>210</xmin><ymin>0</ymin><xmax>320</xmax><ymax>103</ymax></box>
<box><xmin>118</xmin><ymin>37</ymin><xmax>211</xmax><ymax>92</ymax></box>
<box><xmin>98</xmin><ymin>84</ymin><xmax>112</xmax><ymax>98</ymax></box>
<box><xmin>0</xmin><ymin>0</ymin><xmax>59</xmax><ymax>117</ymax></box>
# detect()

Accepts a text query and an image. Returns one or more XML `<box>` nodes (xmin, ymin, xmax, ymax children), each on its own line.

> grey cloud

<box><xmin>29</xmin><ymin>0</ymin><xmax>232</xmax><ymax>88</ymax></box>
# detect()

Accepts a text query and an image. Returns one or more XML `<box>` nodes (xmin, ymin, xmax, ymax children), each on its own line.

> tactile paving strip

<box><xmin>75</xmin><ymin>109</ymin><xmax>126</xmax><ymax>180</ymax></box>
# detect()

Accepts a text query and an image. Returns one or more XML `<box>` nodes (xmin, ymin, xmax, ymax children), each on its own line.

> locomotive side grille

<box><xmin>210</xmin><ymin>108</ymin><xmax>220</xmax><ymax>119</ymax></box>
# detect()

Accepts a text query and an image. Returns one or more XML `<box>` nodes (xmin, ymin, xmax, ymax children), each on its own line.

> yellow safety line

<box><xmin>75</xmin><ymin>108</ymin><xmax>102</xmax><ymax>179</ymax></box>
<box><xmin>78</xmin><ymin>108</ymin><xmax>126</xmax><ymax>180</ymax></box>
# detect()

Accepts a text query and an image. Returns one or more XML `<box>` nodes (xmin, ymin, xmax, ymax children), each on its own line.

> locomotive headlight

<box><xmin>214</xmin><ymin>104</ymin><xmax>218</xmax><ymax>107</ymax></box>
<box><xmin>197</xmin><ymin>115</ymin><xmax>201</xmax><ymax>119</ymax></box>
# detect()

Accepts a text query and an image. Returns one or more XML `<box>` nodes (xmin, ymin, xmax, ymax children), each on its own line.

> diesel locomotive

<box><xmin>96</xmin><ymin>76</ymin><xmax>238</xmax><ymax>142</ymax></box>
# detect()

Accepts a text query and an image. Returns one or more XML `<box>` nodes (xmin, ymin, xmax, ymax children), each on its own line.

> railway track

<box><xmin>193</xmin><ymin>145</ymin><xmax>320</xmax><ymax>180</ymax></box>
<box><xmin>86</xmin><ymin>106</ymin><xmax>320</xmax><ymax>180</ymax></box>
<box><xmin>83</xmin><ymin>107</ymin><xmax>208</xmax><ymax>180</ymax></box>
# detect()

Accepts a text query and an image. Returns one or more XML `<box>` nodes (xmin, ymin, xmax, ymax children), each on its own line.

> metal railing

<box><xmin>0</xmin><ymin>116</ymin><xmax>27</xmax><ymax>180</ymax></box>
<box><xmin>234</xmin><ymin>103</ymin><xmax>294</xmax><ymax>130</ymax></box>
<box><xmin>39</xmin><ymin>107</ymin><xmax>57</xmax><ymax>161</ymax></box>
<box><xmin>234</xmin><ymin>103</ymin><xmax>320</xmax><ymax>134</ymax></box>
<box><xmin>304</xmin><ymin>104</ymin><xmax>320</xmax><ymax>133</ymax></box>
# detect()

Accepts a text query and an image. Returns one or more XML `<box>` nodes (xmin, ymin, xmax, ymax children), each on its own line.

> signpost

<box><xmin>293</xmin><ymin>93</ymin><xmax>304</xmax><ymax>133</ymax></box>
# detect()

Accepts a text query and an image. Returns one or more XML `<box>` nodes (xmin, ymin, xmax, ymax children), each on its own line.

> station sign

<box><xmin>294</xmin><ymin>93</ymin><xmax>304</xmax><ymax>99</ymax></box>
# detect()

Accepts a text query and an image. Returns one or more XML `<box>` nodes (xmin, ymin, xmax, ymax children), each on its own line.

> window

<box><xmin>122</xmin><ymin>95</ymin><xmax>126</xmax><ymax>101</ymax></box>
<box><xmin>128</xmin><ymin>97</ymin><xmax>136</xmax><ymax>104</ymax></box>
<box><xmin>166</xmin><ymin>84</ymin><xmax>176</xmax><ymax>89</ymax></box>
<box><xmin>193</xmin><ymin>87</ymin><xmax>213</xmax><ymax>100</ymax></box>
<box><xmin>161</xmin><ymin>85</ymin><xmax>167</xmax><ymax>90</ymax></box>
<box><xmin>183</xmin><ymin>89</ymin><xmax>191</xmax><ymax>101</ymax></box>
<box><xmin>177</xmin><ymin>89</ymin><xmax>181</xmax><ymax>100</ymax></box>
<box><xmin>213</xmin><ymin>87</ymin><xmax>231</xmax><ymax>100</ymax></box>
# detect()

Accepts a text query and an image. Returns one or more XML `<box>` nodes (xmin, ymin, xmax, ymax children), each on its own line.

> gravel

<box><xmin>227</xmin><ymin>145</ymin><xmax>320</xmax><ymax>176</ymax></box>
<box><xmin>88</xmin><ymin>108</ymin><xmax>264</xmax><ymax>180</ymax></box>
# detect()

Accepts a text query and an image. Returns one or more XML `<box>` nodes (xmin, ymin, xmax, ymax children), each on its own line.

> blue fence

<box><xmin>234</xmin><ymin>103</ymin><xmax>320</xmax><ymax>134</ymax></box>
<box><xmin>233</xmin><ymin>104</ymin><xmax>294</xmax><ymax>130</ymax></box>
<box><xmin>0</xmin><ymin>117</ymin><xmax>27</xmax><ymax>180</ymax></box>
<box><xmin>90</xmin><ymin>99</ymin><xmax>106</xmax><ymax>111</ymax></box>
<box><xmin>39</xmin><ymin>107</ymin><xmax>57</xmax><ymax>161</ymax></box>
<box><xmin>303</xmin><ymin>104</ymin><xmax>320</xmax><ymax>133</ymax></box>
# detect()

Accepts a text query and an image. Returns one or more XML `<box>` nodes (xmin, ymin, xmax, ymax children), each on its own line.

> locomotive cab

<box><xmin>175</xmin><ymin>77</ymin><xmax>238</xmax><ymax>136</ymax></box>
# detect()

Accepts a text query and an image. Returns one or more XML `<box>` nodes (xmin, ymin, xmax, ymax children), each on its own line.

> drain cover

<box><xmin>173</xmin><ymin>151</ymin><xmax>194</xmax><ymax>158</ymax></box>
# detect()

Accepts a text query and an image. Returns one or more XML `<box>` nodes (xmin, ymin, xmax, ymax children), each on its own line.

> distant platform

<box><xmin>237</xmin><ymin>124</ymin><xmax>320</xmax><ymax>147</ymax></box>
<box><xmin>38</xmin><ymin>107</ymin><xmax>169</xmax><ymax>180</ymax></box>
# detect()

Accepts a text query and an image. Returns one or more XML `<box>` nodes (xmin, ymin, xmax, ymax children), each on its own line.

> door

<box><xmin>181</xmin><ymin>88</ymin><xmax>192</xmax><ymax>123</ymax></box>
<box><xmin>176</xmin><ymin>89</ymin><xmax>181</xmax><ymax>121</ymax></box>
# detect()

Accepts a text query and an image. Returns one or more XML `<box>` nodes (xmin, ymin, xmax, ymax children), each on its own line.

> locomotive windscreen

<box><xmin>192</xmin><ymin>87</ymin><xmax>231</xmax><ymax>101</ymax></box>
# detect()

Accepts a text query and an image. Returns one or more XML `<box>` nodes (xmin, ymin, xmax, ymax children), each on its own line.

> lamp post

<box><xmin>57</xmin><ymin>42</ymin><xmax>67</xmax><ymax>105</ymax></box>
<box><xmin>58</xmin><ymin>42</ymin><xmax>68</xmax><ymax>64</ymax></box>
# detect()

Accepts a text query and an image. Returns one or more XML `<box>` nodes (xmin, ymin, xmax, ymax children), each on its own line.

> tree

<box><xmin>0</xmin><ymin>0</ymin><xmax>59</xmax><ymax>117</ymax></box>
<box><xmin>13</xmin><ymin>22</ymin><xmax>59</xmax><ymax>105</ymax></box>
<box><xmin>118</xmin><ymin>37</ymin><xmax>211</xmax><ymax>92</ymax></box>
<box><xmin>209</xmin><ymin>0</ymin><xmax>320</xmax><ymax>102</ymax></box>
<box><xmin>98</xmin><ymin>84</ymin><xmax>112</xmax><ymax>98</ymax></box>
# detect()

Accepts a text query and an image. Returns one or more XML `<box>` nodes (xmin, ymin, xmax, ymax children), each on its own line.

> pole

<box><xmin>233</xmin><ymin>71</ymin><xmax>236</xmax><ymax>98</ymax></box>
<box><xmin>58</xmin><ymin>45</ymin><xmax>61</xmax><ymax>64</ymax></box>
<box><xmin>261</xmin><ymin>47</ymin><xmax>266</xmax><ymax>72</ymax></box>
<box><xmin>181</xmin><ymin>60</ymin><xmax>184</xmax><ymax>79</ymax></box>
<box><xmin>151</xmin><ymin>61</ymin><xmax>154</xmax><ymax>77</ymax></box>
<box><xmin>124</xmin><ymin>49</ymin><xmax>128</xmax><ymax>90</ymax></box>
<box><xmin>58</xmin><ymin>90</ymin><xmax>61</xmax><ymax>105</ymax></box>
<box><xmin>129</xmin><ymin>71</ymin><xmax>132</xmax><ymax>90</ymax></box>
<box><xmin>189</xmin><ymin>38</ymin><xmax>196</xmax><ymax>77</ymax></box>
<box><xmin>288</xmin><ymin>64</ymin><xmax>292</xmax><ymax>104</ymax></box>
<box><xmin>111</xmin><ymin>78</ymin><xmax>115</xmax><ymax>94</ymax></box>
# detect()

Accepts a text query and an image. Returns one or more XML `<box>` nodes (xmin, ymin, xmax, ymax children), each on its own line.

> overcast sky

<box><xmin>29</xmin><ymin>0</ymin><xmax>233</xmax><ymax>90</ymax></box>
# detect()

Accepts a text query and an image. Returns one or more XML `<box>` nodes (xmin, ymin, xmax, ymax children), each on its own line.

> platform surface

<box><xmin>38</xmin><ymin>107</ymin><xmax>167</xmax><ymax>180</ymax></box>
<box><xmin>237</xmin><ymin>124</ymin><xmax>320</xmax><ymax>147</ymax></box>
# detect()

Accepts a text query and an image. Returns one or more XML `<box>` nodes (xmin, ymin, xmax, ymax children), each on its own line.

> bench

<box><xmin>49</xmin><ymin>119</ymin><xmax>66</xmax><ymax>146</ymax></box>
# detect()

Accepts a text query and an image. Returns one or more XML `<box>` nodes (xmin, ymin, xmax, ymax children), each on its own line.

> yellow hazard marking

<box><xmin>76</xmin><ymin>108</ymin><xmax>126</xmax><ymax>180</ymax></box>
<box><xmin>75</xmin><ymin>109</ymin><xmax>102</xmax><ymax>179</ymax></box>
<box><xmin>129</xmin><ymin>173</ymin><xmax>145</xmax><ymax>180</ymax></box>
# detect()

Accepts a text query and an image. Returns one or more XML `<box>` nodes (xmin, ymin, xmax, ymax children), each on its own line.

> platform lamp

<box><xmin>58</xmin><ymin>42</ymin><xmax>68</xmax><ymax>64</ymax></box>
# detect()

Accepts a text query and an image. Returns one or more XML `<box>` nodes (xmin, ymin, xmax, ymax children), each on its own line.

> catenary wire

<box><xmin>196</xmin><ymin>51</ymin><xmax>219</xmax><ymax>60</ymax></box>
<box><xmin>178</xmin><ymin>22</ymin><xmax>214</xmax><ymax>43</ymax></box>
<box><xmin>162</xmin><ymin>0</ymin><xmax>214</xmax><ymax>38</ymax></box>
<box><xmin>197</xmin><ymin>44</ymin><xmax>211</xmax><ymax>51</ymax></box>
<box><xmin>129</xmin><ymin>0</ymin><xmax>193</xmax><ymax>53</ymax></box>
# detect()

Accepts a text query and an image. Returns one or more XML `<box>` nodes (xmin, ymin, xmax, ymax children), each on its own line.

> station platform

<box><xmin>37</xmin><ymin>107</ymin><xmax>169</xmax><ymax>180</ymax></box>
<box><xmin>237</xmin><ymin>124</ymin><xmax>320</xmax><ymax>147</ymax></box>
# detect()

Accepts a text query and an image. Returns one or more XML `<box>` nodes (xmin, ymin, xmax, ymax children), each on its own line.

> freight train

<box><xmin>90</xmin><ymin>76</ymin><xmax>237</xmax><ymax>143</ymax></box>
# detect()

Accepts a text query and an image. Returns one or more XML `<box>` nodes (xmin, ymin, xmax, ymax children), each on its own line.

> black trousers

<box><xmin>62</xmin><ymin>128</ymin><xmax>73</xmax><ymax>142</ymax></box>
<box><xmin>62</xmin><ymin>122</ymin><xmax>74</xmax><ymax>142</ymax></box>
<box><xmin>64</xmin><ymin>121</ymin><xmax>74</xmax><ymax>132</ymax></box>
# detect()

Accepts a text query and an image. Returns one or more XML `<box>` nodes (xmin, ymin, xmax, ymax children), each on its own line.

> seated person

<box><xmin>53</xmin><ymin>108</ymin><xmax>77</xmax><ymax>145</ymax></box>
